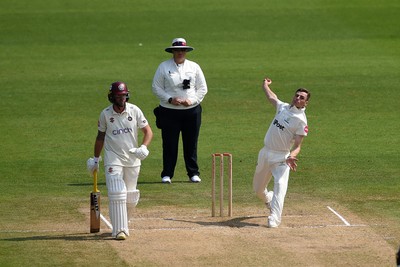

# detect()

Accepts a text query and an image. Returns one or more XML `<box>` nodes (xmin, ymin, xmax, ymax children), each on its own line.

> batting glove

<box><xmin>132</xmin><ymin>145</ymin><xmax>149</xmax><ymax>160</ymax></box>
<box><xmin>87</xmin><ymin>157</ymin><xmax>101</xmax><ymax>175</ymax></box>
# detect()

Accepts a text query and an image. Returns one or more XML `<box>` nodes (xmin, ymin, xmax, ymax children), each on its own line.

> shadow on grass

<box><xmin>165</xmin><ymin>215</ymin><xmax>265</xmax><ymax>228</ymax></box>
<box><xmin>0</xmin><ymin>233</ymin><xmax>113</xmax><ymax>242</ymax></box>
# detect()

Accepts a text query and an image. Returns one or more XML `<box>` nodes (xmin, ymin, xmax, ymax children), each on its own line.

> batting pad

<box><xmin>127</xmin><ymin>189</ymin><xmax>140</xmax><ymax>206</ymax></box>
<box><xmin>107</xmin><ymin>176</ymin><xmax>129</xmax><ymax>237</ymax></box>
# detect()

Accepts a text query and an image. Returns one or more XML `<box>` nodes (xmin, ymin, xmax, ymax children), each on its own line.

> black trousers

<box><xmin>159</xmin><ymin>105</ymin><xmax>202</xmax><ymax>179</ymax></box>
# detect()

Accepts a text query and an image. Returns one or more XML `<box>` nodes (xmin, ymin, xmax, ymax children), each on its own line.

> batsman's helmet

<box><xmin>108</xmin><ymin>81</ymin><xmax>130</xmax><ymax>103</ymax></box>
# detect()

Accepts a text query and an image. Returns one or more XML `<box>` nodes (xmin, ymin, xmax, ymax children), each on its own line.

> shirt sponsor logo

<box><xmin>273</xmin><ymin>119</ymin><xmax>285</xmax><ymax>130</ymax></box>
<box><xmin>112</xmin><ymin>127</ymin><xmax>133</xmax><ymax>135</ymax></box>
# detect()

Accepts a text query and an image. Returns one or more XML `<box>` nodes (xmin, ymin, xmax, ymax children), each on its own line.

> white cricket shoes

<box><xmin>267</xmin><ymin>216</ymin><xmax>279</xmax><ymax>228</ymax></box>
<box><xmin>116</xmin><ymin>232</ymin><xmax>127</xmax><ymax>240</ymax></box>
<box><xmin>190</xmin><ymin>175</ymin><xmax>201</xmax><ymax>183</ymax></box>
<box><xmin>162</xmin><ymin>176</ymin><xmax>172</xmax><ymax>184</ymax></box>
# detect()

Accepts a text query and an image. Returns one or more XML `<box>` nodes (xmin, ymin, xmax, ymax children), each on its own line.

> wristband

<box><xmin>94</xmin><ymin>157</ymin><xmax>99</xmax><ymax>163</ymax></box>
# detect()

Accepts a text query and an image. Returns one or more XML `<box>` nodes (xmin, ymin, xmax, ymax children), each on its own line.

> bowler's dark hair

<box><xmin>296</xmin><ymin>88</ymin><xmax>311</xmax><ymax>100</ymax></box>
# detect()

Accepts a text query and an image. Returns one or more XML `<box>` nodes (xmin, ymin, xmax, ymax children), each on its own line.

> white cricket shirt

<box><xmin>152</xmin><ymin>58</ymin><xmax>207</xmax><ymax>109</ymax></box>
<box><xmin>98</xmin><ymin>102</ymin><xmax>148</xmax><ymax>167</ymax></box>
<box><xmin>264</xmin><ymin>100</ymin><xmax>308</xmax><ymax>153</ymax></box>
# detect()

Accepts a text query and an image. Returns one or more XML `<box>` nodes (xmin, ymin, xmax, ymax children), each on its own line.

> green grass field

<box><xmin>1</xmin><ymin>0</ymin><xmax>399</xmax><ymax>266</ymax></box>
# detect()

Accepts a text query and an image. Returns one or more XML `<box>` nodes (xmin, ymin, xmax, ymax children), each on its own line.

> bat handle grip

<box><xmin>93</xmin><ymin>170</ymin><xmax>99</xmax><ymax>192</ymax></box>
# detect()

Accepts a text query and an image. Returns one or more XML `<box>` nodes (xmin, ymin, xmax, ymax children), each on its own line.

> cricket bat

<box><xmin>90</xmin><ymin>170</ymin><xmax>101</xmax><ymax>233</ymax></box>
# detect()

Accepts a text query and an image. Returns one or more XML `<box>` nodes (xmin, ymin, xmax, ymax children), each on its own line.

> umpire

<box><xmin>152</xmin><ymin>38</ymin><xmax>208</xmax><ymax>184</ymax></box>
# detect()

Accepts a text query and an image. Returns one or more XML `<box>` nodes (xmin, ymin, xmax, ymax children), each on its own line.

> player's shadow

<box><xmin>0</xmin><ymin>233</ymin><xmax>112</xmax><ymax>242</ymax></box>
<box><xmin>165</xmin><ymin>216</ymin><xmax>265</xmax><ymax>228</ymax></box>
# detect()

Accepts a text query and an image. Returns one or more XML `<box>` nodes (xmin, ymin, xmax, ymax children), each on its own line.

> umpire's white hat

<box><xmin>165</xmin><ymin>38</ymin><xmax>194</xmax><ymax>53</ymax></box>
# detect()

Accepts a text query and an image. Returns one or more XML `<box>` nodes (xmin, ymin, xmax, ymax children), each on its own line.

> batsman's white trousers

<box><xmin>253</xmin><ymin>147</ymin><xmax>290</xmax><ymax>226</ymax></box>
<box><xmin>105</xmin><ymin>165</ymin><xmax>140</xmax><ymax>237</ymax></box>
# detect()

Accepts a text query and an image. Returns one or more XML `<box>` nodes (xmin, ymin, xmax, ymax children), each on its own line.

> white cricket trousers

<box><xmin>253</xmin><ymin>147</ymin><xmax>290</xmax><ymax>226</ymax></box>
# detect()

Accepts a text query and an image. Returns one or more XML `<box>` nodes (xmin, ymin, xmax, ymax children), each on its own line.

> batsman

<box><xmin>87</xmin><ymin>81</ymin><xmax>153</xmax><ymax>240</ymax></box>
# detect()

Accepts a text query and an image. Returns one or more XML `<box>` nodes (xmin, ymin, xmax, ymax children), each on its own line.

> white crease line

<box><xmin>1</xmin><ymin>209</ymin><xmax>363</xmax><ymax>233</ymax></box>
<box><xmin>284</xmin><ymin>224</ymin><xmax>367</xmax><ymax>229</ymax></box>
<box><xmin>0</xmin><ymin>223</ymin><xmax>370</xmax><ymax>233</ymax></box>
<box><xmin>327</xmin><ymin>206</ymin><xmax>351</xmax><ymax>226</ymax></box>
